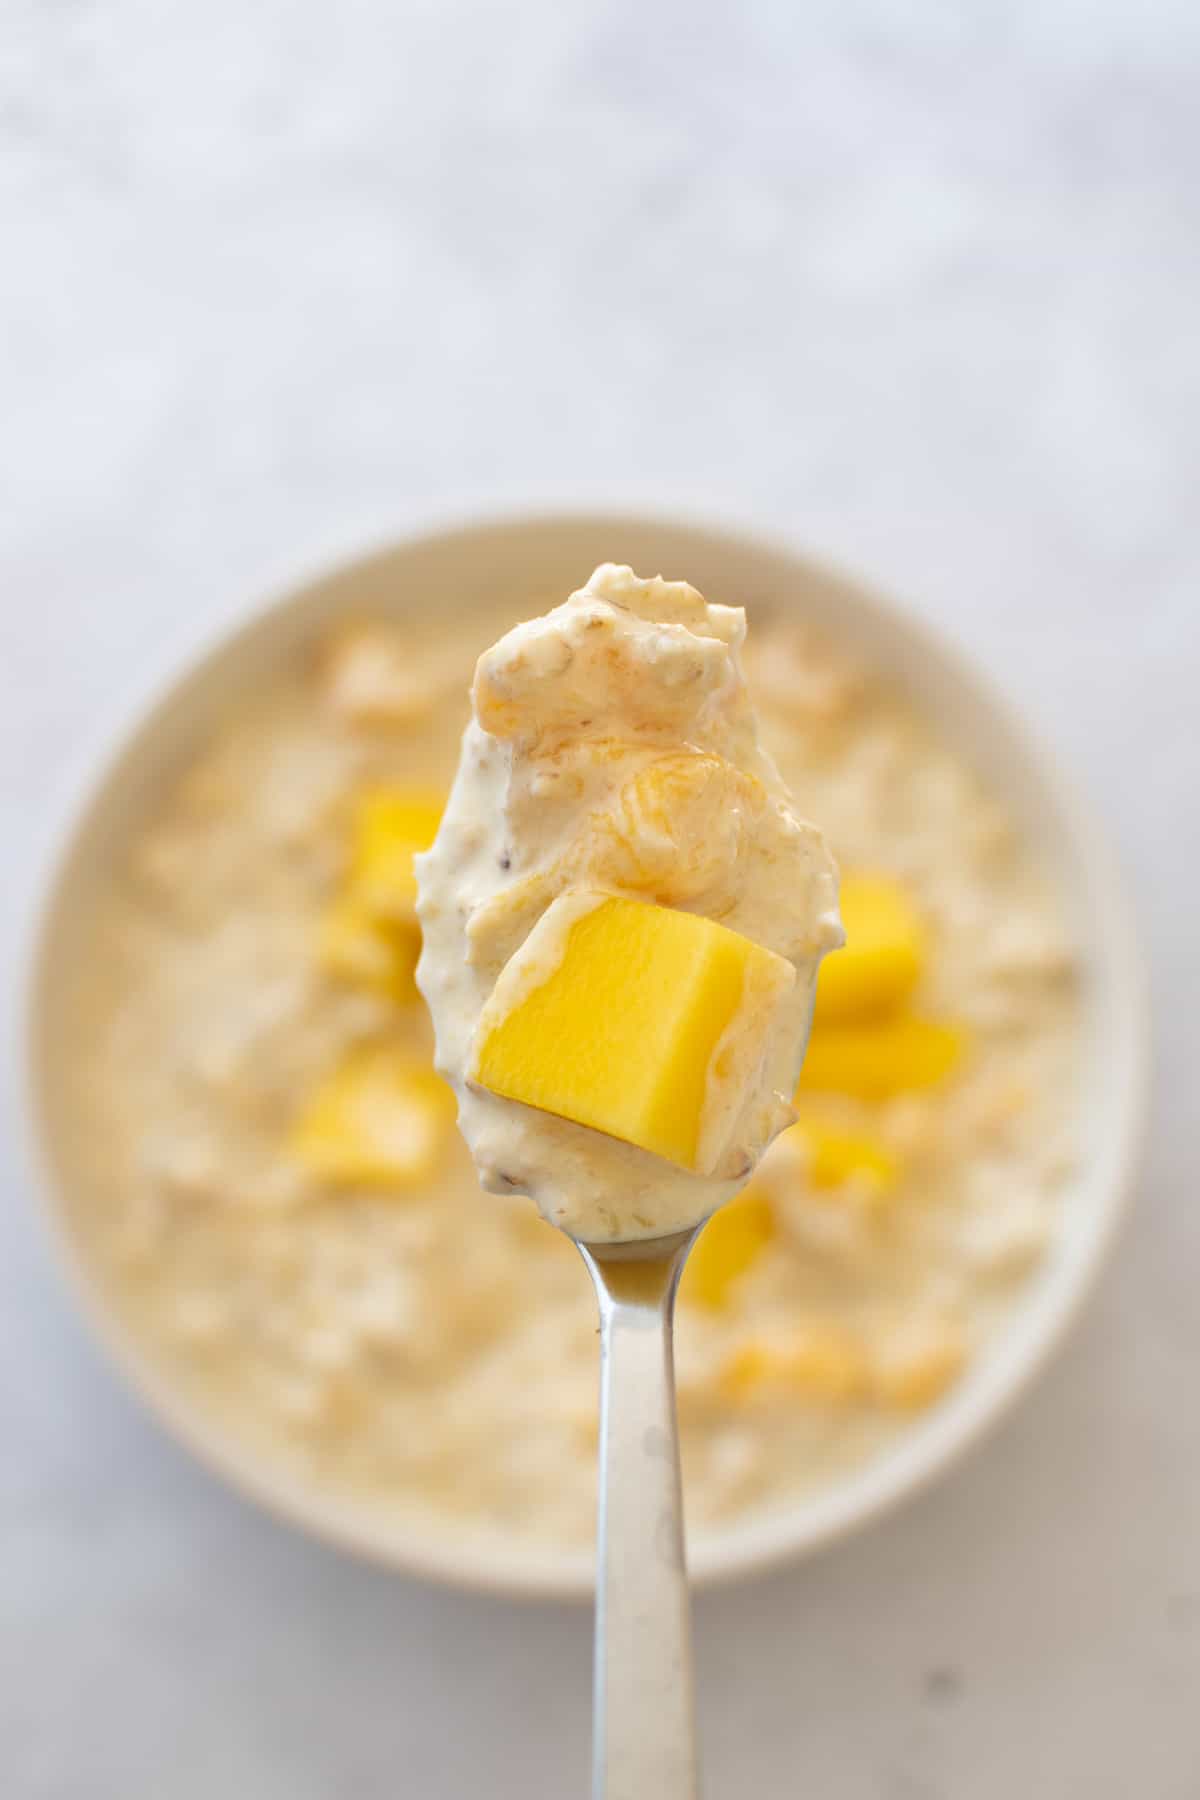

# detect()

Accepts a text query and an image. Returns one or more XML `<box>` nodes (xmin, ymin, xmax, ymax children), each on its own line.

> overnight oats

<box><xmin>416</xmin><ymin>564</ymin><xmax>841</xmax><ymax>1243</ymax></box>
<box><xmin>64</xmin><ymin>572</ymin><xmax>1079</xmax><ymax>1547</ymax></box>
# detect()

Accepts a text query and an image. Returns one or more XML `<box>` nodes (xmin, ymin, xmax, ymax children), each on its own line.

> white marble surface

<box><xmin>3</xmin><ymin>2</ymin><xmax>1198</xmax><ymax>1794</ymax></box>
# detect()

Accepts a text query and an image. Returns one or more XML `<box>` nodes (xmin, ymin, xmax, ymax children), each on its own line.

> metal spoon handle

<box><xmin>579</xmin><ymin>1236</ymin><xmax>700</xmax><ymax>1800</ymax></box>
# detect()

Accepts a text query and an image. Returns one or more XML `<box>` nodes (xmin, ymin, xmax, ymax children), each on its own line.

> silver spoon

<box><xmin>575</xmin><ymin>1224</ymin><xmax>702</xmax><ymax>1800</ymax></box>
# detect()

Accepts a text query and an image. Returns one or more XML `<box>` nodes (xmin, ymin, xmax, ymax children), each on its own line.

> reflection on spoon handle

<box><xmin>579</xmin><ymin>1233</ymin><xmax>700</xmax><ymax>1800</ymax></box>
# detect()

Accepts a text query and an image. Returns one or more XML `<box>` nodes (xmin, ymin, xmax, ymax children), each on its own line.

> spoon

<box><xmin>575</xmin><ymin>1224</ymin><xmax>702</xmax><ymax>1800</ymax></box>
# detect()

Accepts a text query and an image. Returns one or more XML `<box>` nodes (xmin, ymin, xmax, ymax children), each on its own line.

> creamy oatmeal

<box><xmin>65</xmin><ymin>584</ymin><xmax>1078</xmax><ymax>1548</ymax></box>
<box><xmin>417</xmin><ymin>565</ymin><xmax>841</xmax><ymax>1242</ymax></box>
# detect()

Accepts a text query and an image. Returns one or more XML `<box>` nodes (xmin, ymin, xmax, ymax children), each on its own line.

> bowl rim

<box><xmin>18</xmin><ymin>499</ymin><xmax>1151</xmax><ymax>1601</ymax></box>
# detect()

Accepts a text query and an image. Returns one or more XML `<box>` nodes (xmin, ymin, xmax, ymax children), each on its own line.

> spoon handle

<box><xmin>579</xmin><ymin>1236</ymin><xmax>700</xmax><ymax>1800</ymax></box>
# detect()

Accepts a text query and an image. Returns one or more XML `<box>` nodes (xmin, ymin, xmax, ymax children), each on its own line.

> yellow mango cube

<box><xmin>814</xmin><ymin>873</ymin><xmax>925</xmax><ymax>1026</ymax></box>
<box><xmin>719</xmin><ymin>1326</ymin><xmax>867</xmax><ymax>1404</ymax></box>
<box><xmin>349</xmin><ymin>788</ymin><xmax>444</xmax><ymax>921</ymax></box>
<box><xmin>470</xmin><ymin>893</ymin><xmax>795</xmax><ymax>1175</ymax></box>
<box><xmin>290</xmin><ymin>1046</ymin><xmax>454</xmax><ymax>1189</ymax></box>
<box><xmin>799</xmin><ymin>1016</ymin><xmax>965</xmax><ymax>1102</ymax></box>
<box><xmin>317</xmin><ymin>898</ymin><xmax>420</xmax><ymax>1002</ymax></box>
<box><xmin>793</xmin><ymin>1116</ymin><xmax>898</xmax><ymax>1193</ymax></box>
<box><xmin>680</xmin><ymin>1188</ymin><xmax>775</xmax><ymax>1310</ymax></box>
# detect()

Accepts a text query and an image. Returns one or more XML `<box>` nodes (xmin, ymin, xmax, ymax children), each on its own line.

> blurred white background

<box><xmin>2</xmin><ymin>2</ymin><xmax>1198</xmax><ymax>1795</ymax></box>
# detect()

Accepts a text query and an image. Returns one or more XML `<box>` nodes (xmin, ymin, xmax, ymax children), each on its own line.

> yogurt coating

<box><xmin>416</xmin><ymin>564</ymin><xmax>842</xmax><ymax>1242</ymax></box>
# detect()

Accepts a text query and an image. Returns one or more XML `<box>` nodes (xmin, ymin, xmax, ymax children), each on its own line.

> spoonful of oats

<box><xmin>416</xmin><ymin>564</ymin><xmax>841</xmax><ymax>1799</ymax></box>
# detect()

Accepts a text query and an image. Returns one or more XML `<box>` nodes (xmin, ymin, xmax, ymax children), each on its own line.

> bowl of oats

<box><xmin>23</xmin><ymin>508</ymin><xmax>1147</xmax><ymax>1595</ymax></box>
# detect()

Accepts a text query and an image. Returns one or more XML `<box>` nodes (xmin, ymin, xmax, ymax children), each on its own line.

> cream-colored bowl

<box><xmin>23</xmin><ymin>508</ymin><xmax>1148</xmax><ymax>1598</ymax></box>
